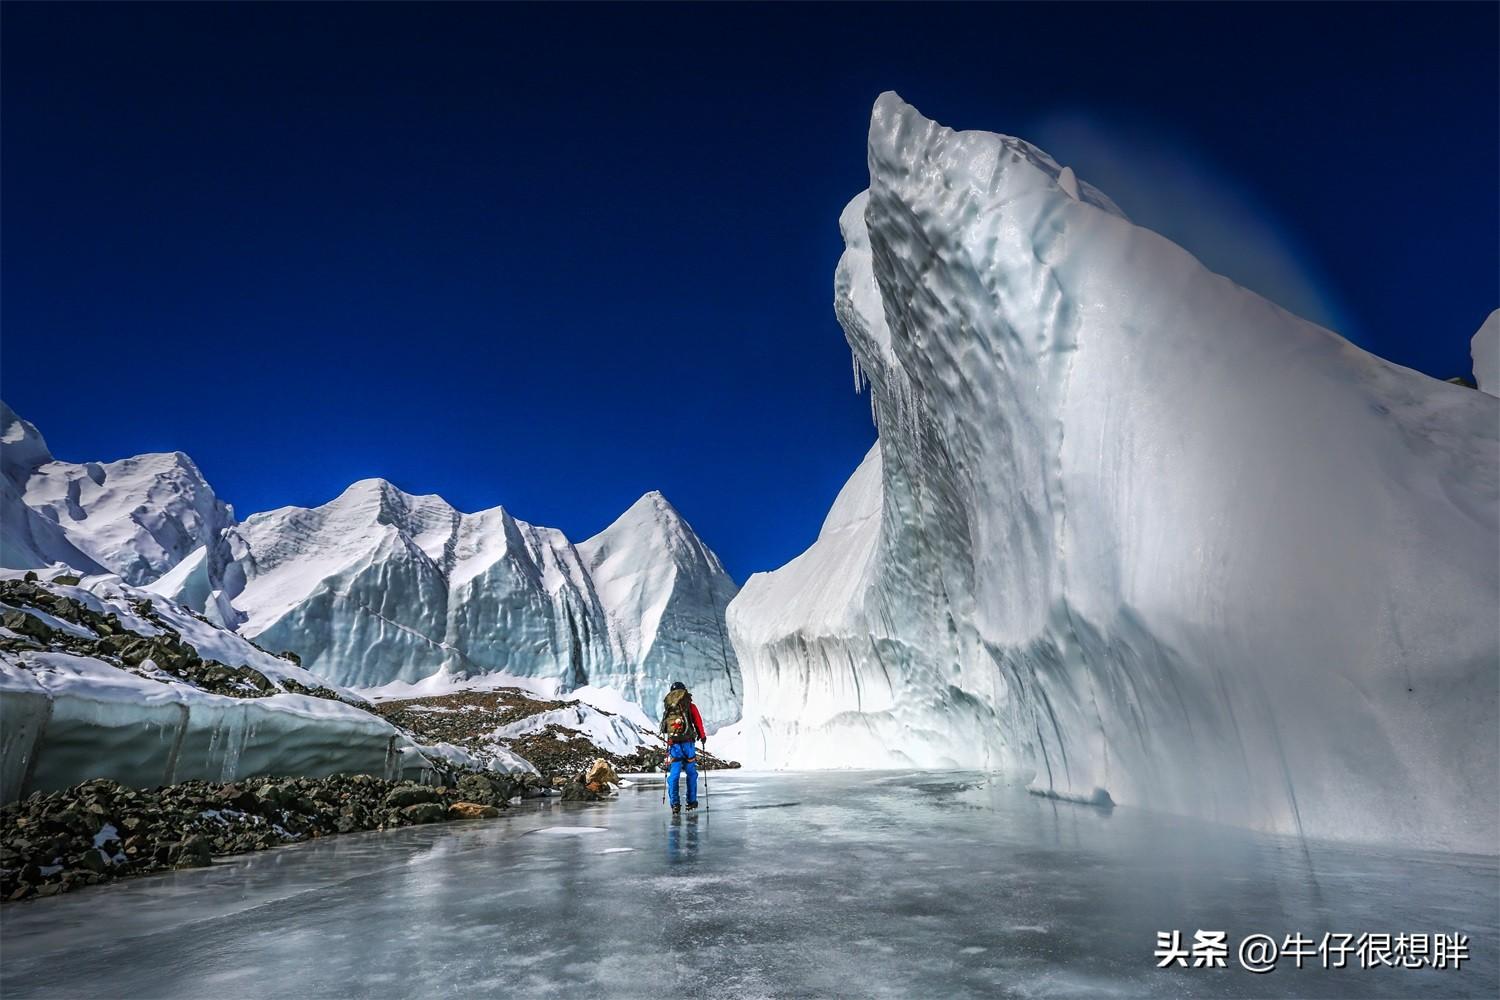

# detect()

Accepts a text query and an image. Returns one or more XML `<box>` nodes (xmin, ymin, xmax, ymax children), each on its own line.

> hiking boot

<box><xmin>671</xmin><ymin>804</ymin><xmax>681</xmax><ymax>815</ymax></box>
<box><xmin>686</xmin><ymin>801</ymin><xmax>699</xmax><ymax>811</ymax></box>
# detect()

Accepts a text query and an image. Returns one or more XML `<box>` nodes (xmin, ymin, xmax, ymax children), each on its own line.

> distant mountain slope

<box><xmin>1</xmin><ymin>404</ymin><xmax>742</xmax><ymax>726</ymax></box>
<box><xmin>1</xmin><ymin>402</ymin><xmax>234</xmax><ymax>585</ymax></box>
<box><xmin>579</xmin><ymin>491</ymin><xmax>741</xmax><ymax>728</ymax></box>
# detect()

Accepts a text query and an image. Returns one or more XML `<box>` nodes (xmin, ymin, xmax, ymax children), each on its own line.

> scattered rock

<box><xmin>585</xmin><ymin>758</ymin><xmax>619</xmax><ymax>791</ymax></box>
<box><xmin>173</xmin><ymin>835</ymin><xmax>212</xmax><ymax>869</ymax></box>
<box><xmin>0</xmin><ymin>770</ymin><xmax>517</xmax><ymax>903</ymax></box>
<box><xmin>559</xmin><ymin>779</ymin><xmax>601</xmax><ymax>802</ymax></box>
<box><xmin>1</xmin><ymin>611</ymin><xmax>53</xmax><ymax>642</ymax></box>
<box><xmin>367</xmin><ymin>688</ymin><xmax>742</xmax><ymax>785</ymax></box>
<box><xmin>384</xmin><ymin>785</ymin><xmax>439</xmax><ymax>809</ymax></box>
<box><xmin>0</xmin><ymin>579</ymin><xmax>343</xmax><ymax>704</ymax></box>
<box><xmin>400</xmin><ymin>802</ymin><xmax>447</xmax><ymax>825</ymax></box>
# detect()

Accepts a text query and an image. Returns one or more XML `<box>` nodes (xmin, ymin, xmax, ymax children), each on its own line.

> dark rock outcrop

<box><xmin>0</xmin><ymin>771</ymin><xmax>539</xmax><ymax>903</ymax></box>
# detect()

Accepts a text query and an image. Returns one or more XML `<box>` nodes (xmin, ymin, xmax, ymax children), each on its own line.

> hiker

<box><xmin>660</xmin><ymin>681</ymin><xmax>706</xmax><ymax>814</ymax></box>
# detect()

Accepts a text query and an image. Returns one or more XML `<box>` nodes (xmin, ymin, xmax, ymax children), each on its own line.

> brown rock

<box><xmin>446</xmin><ymin>802</ymin><xmax>501</xmax><ymax>820</ymax></box>
<box><xmin>585</xmin><ymin>758</ymin><xmax>619</xmax><ymax>788</ymax></box>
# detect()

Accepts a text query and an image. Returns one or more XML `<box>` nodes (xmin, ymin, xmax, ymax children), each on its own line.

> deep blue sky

<box><xmin>4</xmin><ymin>3</ymin><xmax>1496</xmax><ymax>582</ymax></box>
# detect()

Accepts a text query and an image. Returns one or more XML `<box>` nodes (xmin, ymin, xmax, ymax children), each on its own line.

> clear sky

<box><xmin>3</xmin><ymin>3</ymin><xmax>1496</xmax><ymax>582</ymax></box>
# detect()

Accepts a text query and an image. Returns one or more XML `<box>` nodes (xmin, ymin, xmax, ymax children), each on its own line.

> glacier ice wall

<box><xmin>1475</xmin><ymin>309</ymin><xmax>1499</xmax><ymax>396</ymax></box>
<box><xmin>1</xmin><ymin>576</ymin><xmax>431</xmax><ymax>802</ymax></box>
<box><xmin>206</xmin><ymin>480</ymin><xmax>742</xmax><ymax>727</ymax></box>
<box><xmin>728</xmin><ymin>93</ymin><xmax>1499</xmax><ymax>853</ymax></box>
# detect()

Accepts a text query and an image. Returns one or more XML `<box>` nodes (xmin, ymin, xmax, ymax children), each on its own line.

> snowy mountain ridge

<box><xmin>579</xmin><ymin>490</ymin><xmax>742</xmax><ymax>728</ymax></box>
<box><xmin>1</xmin><ymin>403</ymin><xmax>235</xmax><ymax>588</ymax></box>
<box><xmin>0</xmin><ymin>409</ymin><xmax>742</xmax><ymax>727</ymax></box>
<box><xmin>726</xmin><ymin>94</ymin><xmax>1499</xmax><ymax>854</ymax></box>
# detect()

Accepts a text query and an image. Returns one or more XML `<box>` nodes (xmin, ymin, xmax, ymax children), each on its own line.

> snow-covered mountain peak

<box><xmin>1</xmin><ymin>401</ymin><xmax>52</xmax><ymax>475</ymax></box>
<box><xmin>1</xmin><ymin>402</ymin><xmax>235</xmax><ymax>587</ymax></box>
<box><xmin>184</xmin><ymin>478</ymin><xmax>740</xmax><ymax>716</ymax></box>
<box><xmin>578</xmin><ymin>492</ymin><xmax>741</xmax><ymax>727</ymax></box>
<box><xmin>590</xmin><ymin>490</ymin><xmax>714</xmax><ymax>565</ymax></box>
<box><xmin>3</xmin><ymin>406</ymin><xmax>744</xmax><ymax>724</ymax></box>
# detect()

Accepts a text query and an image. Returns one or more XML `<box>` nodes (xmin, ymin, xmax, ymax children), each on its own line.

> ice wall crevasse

<box><xmin>728</xmin><ymin>93</ymin><xmax>1499</xmax><ymax>854</ymax></box>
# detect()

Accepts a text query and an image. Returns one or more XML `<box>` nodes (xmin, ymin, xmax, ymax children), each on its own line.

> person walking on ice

<box><xmin>660</xmin><ymin>681</ymin><xmax>706</xmax><ymax>815</ymax></box>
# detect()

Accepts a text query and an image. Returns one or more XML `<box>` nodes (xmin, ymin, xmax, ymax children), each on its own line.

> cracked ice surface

<box><xmin>2</xmin><ymin>772</ymin><xmax>1495</xmax><ymax>999</ymax></box>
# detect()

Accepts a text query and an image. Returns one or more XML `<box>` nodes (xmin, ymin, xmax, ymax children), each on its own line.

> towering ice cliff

<box><xmin>1474</xmin><ymin>309</ymin><xmax>1499</xmax><ymax>396</ymax></box>
<box><xmin>728</xmin><ymin>94</ymin><xmax>1499</xmax><ymax>853</ymax></box>
<box><xmin>1</xmin><ymin>406</ymin><xmax>742</xmax><ymax>726</ymax></box>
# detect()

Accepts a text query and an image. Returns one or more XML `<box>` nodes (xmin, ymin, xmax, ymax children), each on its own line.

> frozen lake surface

<box><xmin>2</xmin><ymin>771</ymin><xmax>1495</xmax><ymax>998</ymax></box>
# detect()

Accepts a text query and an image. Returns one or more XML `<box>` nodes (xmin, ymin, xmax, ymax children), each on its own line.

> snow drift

<box><xmin>728</xmin><ymin>94</ymin><xmax>1499</xmax><ymax>853</ymax></box>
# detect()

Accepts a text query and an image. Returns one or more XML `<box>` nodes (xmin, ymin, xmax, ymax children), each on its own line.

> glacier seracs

<box><xmin>727</xmin><ymin>93</ymin><xmax>1499</xmax><ymax>853</ymax></box>
<box><xmin>162</xmin><ymin>479</ymin><xmax>741</xmax><ymax>724</ymax></box>
<box><xmin>218</xmin><ymin>478</ymin><xmax>616</xmax><ymax>692</ymax></box>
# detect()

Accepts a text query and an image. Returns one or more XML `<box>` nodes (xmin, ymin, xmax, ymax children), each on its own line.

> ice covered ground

<box><xmin>1</xmin><ymin>772</ymin><xmax>1495</xmax><ymax>999</ymax></box>
<box><xmin>728</xmin><ymin>94</ymin><xmax>1499</xmax><ymax>854</ymax></box>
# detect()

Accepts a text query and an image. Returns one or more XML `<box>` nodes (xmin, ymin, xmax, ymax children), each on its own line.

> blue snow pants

<box><xmin>667</xmin><ymin>742</ymin><xmax>698</xmax><ymax>806</ymax></box>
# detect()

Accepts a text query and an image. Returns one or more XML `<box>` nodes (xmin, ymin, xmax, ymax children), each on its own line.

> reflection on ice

<box><xmin>528</xmin><ymin>826</ymin><xmax>608</xmax><ymax>836</ymax></box>
<box><xmin>1</xmin><ymin>771</ymin><xmax>1495</xmax><ymax>1000</ymax></box>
